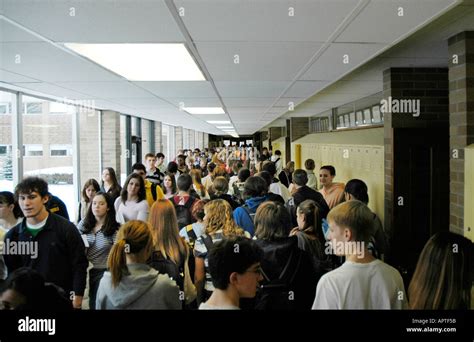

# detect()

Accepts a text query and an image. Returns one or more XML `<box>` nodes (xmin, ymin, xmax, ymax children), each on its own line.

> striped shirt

<box><xmin>77</xmin><ymin>221</ymin><xmax>117</xmax><ymax>269</ymax></box>
<box><xmin>194</xmin><ymin>230</ymin><xmax>225</xmax><ymax>292</ymax></box>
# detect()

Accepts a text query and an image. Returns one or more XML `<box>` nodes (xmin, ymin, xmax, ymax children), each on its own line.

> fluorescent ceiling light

<box><xmin>64</xmin><ymin>43</ymin><xmax>205</xmax><ymax>81</ymax></box>
<box><xmin>185</xmin><ymin>107</ymin><xmax>224</xmax><ymax>115</ymax></box>
<box><xmin>222</xmin><ymin>129</ymin><xmax>235</xmax><ymax>131</ymax></box>
<box><xmin>216</xmin><ymin>126</ymin><xmax>234</xmax><ymax>129</ymax></box>
<box><xmin>207</xmin><ymin>120</ymin><xmax>230</xmax><ymax>124</ymax></box>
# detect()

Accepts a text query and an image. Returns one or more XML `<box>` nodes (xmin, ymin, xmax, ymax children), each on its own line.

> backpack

<box><xmin>254</xmin><ymin>248</ymin><xmax>303</xmax><ymax>310</ymax></box>
<box><xmin>173</xmin><ymin>196</ymin><xmax>196</xmax><ymax>228</ymax></box>
<box><xmin>149</xmin><ymin>251</ymin><xmax>184</xmax><ymax>290</ymax></box>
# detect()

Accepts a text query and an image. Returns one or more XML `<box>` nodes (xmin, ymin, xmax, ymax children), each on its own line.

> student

<box><xmin>96</xmin><ymin>220</ymin><xmax>181</xmax><ymax>310</ymax></box>
<box><xmin>408</xmin><ymin>231</ymin><xmax>472</xmax><ymax>309</ymax></box>
<box><xmin>77</xmin><ymin>179</ymin><xmax>100</xmax><ymax>223</ymax></box>
<box><xmin>344</xmin><ymin>179</ymin><xmax>387</xmax><ymax>259</ymax></box>
<box><xmin>4</xmin><ymin>177</ymin><xmax>88</xmax><ymax>309</ymax></box>
<box><xmin>262</xmin><ymin>161</ymin><xmax>291</xmax><ymax>203</ymax></box>
<box><xmin>210</xmin><ymin>176</ymin><xmax>239</xmax><ymax>210</ymax></box>
<box><xmin>46</xmin><ymin>192</ymin><xmax>70</xmax><ymax>220</ymax></box>
<box><xmin>0</xmin><ymin>191</ymin><xmax>23</xmax><ymax>241</ymax></box>
<box><xmin>271</xmin><ymin>150</ymin><xmax>283</xmax><ymax>175</ymax></box>
<box><xmin>114</xmin><ymin>173</ymin><xmax>149</xmax><ymax>223</ymax></box>
<box><xmin>319</xmin><ymin>165</ymin><xmax>345</xmax><ymax>209</ymax></box>
<box><xmin>253</xmin><ymin>201</ymin><xmax>317</xmax><ymax>310</ymax></box>
<box><xmin>199</xmin><ymin>236</ymin><xmax>263</xmax><ymax>310</ymax></box>
<box><xmin>100</xmin><ymin>167</ymin><xmax>122</xmax><ymax>202</ymax></box>
<box><xmin>233</xmin><ymin>176</ymin><xmax>268</xmax><ymax>236</ymax></box>
<box><xmin>179</xmin><ymin>199</ymin><xmax>208</xmax><ymax>246</ymax></box>
<box><xmin>290</xmin><ymin>199</ymin><xmax>327</xmax><ymax>275</ymax></box>
<box><xmin>155</xmin><ymin>152</ymin><xmax>166</xmax><ymax>174</ymax></box>
<box><xmin>194</xmin><ymin>200</ymin><xmax>247</xmax><ymax>303</ymax></box>
<box><xmin>172</xmin><ymin>174</ymin><xmax>198</xmax><ymax>229</ymax></box>
<box><xmin>148</xmin><ymin>199</ymin><xmax>193</xmax><ymax>300</ymax></box>
<box><xmin>304</xmin><ymin>159</ymin><xmax>318</xmax><ymax>191</ymax></box>
<box><xmin>0</xmin><ymin>267</ymin><xmax>72</xmax><ymax>311</ymax></box>
<box><xmin>312</xmin><ymin>201</ymin><xmax>407</xmax><ymax>309</ymax></box>
<box><xmin>132</xmin><ymin>163</ymin><xmax>165</xmax><ymax>207</ymax></box>
<box><xmin>77</xmin><ymin>192</ymin><xmax>119</xmax><ymax>310</ymax></box>
<box><xmin>161</xmin><ymin>174</ymin><xmax>178</xmax><ymax>199</ymax></box>
<box><xmin>144</xmin><ymin>153</ymin><xmax>164</xmax><ymax>186</ymax></box>
<box><xmin>190</xmin><ymin>169</ymin><xmax>210</xmax><ymax>200</ymax></box>
<box><xmin>278</xmin><ymin>161</ymin><xmax>295</xmax><ymax>189</ymax></box>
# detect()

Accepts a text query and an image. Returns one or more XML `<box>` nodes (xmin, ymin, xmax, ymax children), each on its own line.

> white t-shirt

<box><xmin>269</xmin><ymin>182</ymin><xmax>291</xmax><ymax>203</ymax></box>
<box><xmin>312</xmin><ymin>259</ymin><xmax>407</xmax><ymax>309</ymax></box>
<box><xmin>114</xmin><ymin>197</ymin><xmax>149</xmax><ymax>223</ymax></box>
<box><xmin>199</xmin><ymin>302</ymin><xmax>240</xmax><ymax>310</ymax></box>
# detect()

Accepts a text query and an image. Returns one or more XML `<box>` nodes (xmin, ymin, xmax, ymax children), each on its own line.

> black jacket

<box><xmin>4</xmin><ymin>214</ymin><xmax>88</xmax><ymax>296</ymax></box>
<box><xmin>289</xmin><ymin>186</ymin><xmax>330</xmax><ymax>226</ymax></box>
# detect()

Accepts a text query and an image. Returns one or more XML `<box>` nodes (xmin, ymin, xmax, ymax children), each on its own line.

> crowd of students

<box><xmin>0</xmin><ymin>145</ymin><xmax>472</xmax><ymax>310</ymax></box>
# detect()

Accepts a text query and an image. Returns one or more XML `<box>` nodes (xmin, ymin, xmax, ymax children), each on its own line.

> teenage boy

<box><xmin>4</xmin><ymin>177</ymin><xmax>88</xmax><ymax>309</ymax></box>
<box><xmin>312</xmin><ymin>200</ymin><xmax>407</xmax><ymax>309</ymax></box>
<box><xmin>144</xmin><ymin>153</ymin><xmax>164</xmax><ymax>186</ymax></box>
<box><xmin>199</xmin><ymin>236</ymin><xmax>263</xmax><ymax>310</ymax></box>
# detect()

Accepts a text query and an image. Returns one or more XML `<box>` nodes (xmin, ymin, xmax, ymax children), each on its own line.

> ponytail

<box><xmin>107</xmin><ymin>220</ymin><xmax>153</xmax><ymax>287</ymax></box>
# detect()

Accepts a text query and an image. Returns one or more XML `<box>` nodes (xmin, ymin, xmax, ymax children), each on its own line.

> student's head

<box><xmin>189</xmin><ymin>169</ymin><xmax>203</xmax><ymax>185</ymax></box>
<box><xmin>176</xmin><ymin>154</ymin><xmax>186</xmax><ymax>167</ymax></box>
<box><xmin>108</xmin><ymin>220</ymin><xmax>154</xmax><ymax>287</ymax></box>
<box><xmin>208</xmin><ymin>236</ymin><xmax>263</xmax><ymax>298</ymax></box>
<box><xmin>212</xmin><ymin>176</ymin><xmax>229</xmax><ymax>196</ymax></box>
<box><xmin>326</xmin><ymin>201</ymin><xmax>374</xmax><ymax>255</ymax></box>
<box><xmin>292</xmin><ymin>169</ymin><xmax>308</xmax><ymax>187</ymax></box>
<box><xmin>144</xmin><ymin>153</ymin><xmax>156</xmax><ymax>170</ymax></box>
<box><xmin>254</xmin><ymin>201</ymin><xmax>292</xmax><ymax>240</ymax></box>
<box><xmin>155</xmin><ymin>152</ymin><xmax>165</xmax><ymax>166</ymax></box>
<box><xmin>121</xmin><ymin>173</ymin><xmax>146</xmax><ymax>203</ymax></box>
<box><xmin>255</xmin><ymin>171</ymin><xmax>272</xmax><ymax>190</ymax></box>
<box><xmin>243</xmin><ymin>176</ymin><xmax>267</xmax><ymax>199</ymax></box>
<box><xmin>261</xmin><ymin>161</ymin><xmax>276</xmax><ymax>177</ymax></box>
<box><xmin>286</xmin><ymin>161</ymin><xmax>295</xmax><ymax>173</ymax></box>
<box><xmin>304</xmin><ymin>159</ymin><xmax>315</xmax><ymax>171</ymax></box>
<box><xmin>274</xmin><ymin>150</ymin><xmax>281</xmax><ymax>157</ymax></box>
<box><xmin>0</xmin><ymin>191</ymin><xmax>22</xmax><ymax>219</ymax></box>
<box><xmin>320</xmin><ymin>165</ymin><xmax>336</xmax><ymax>186</ymax></box>
<box><xmin>167</xmin><ymin>161</ymin><xmax>178</xmax><ymax>174</ymax></box>
<box><xmin>14</xmin><ymin>177</ymin><xmax>49</xmax><ymax>219</ymax></box>
<box><xmin>82</xmin><ymin>192</ymin><xmax>119</xmax><ymax>236</ymax></box>
<box><xmin>185</xmin><ymin>156</ymin><xmax>195</xmax><ymax>169</ymax></box>
<box><xmin>162</xmin><ymin>174</ymin><xmax>177</xmax><ymax>194</ymax></box>
<box><xmin>177</xmin><ymin>174</ymin><xmax>193</xmax><ymax>192</ymax></box>
<box><xmin>344</xmin><ymin>179</ymin><xmax>369</xmax><ymax>204</ymax></box>
<box><xmin>238</xmin><ymin>168</ymin><xmax>251</xmax><ymax>182</ymax></box>
<box><xmin>297</xmin><ymin>200</ymin><xmax>322</xmax><ymax>234</ymax></box>
<box><xmin>200</xmin><ymin>158</ymin><xmax>208</xmax><ymax>169</ymax></box>
<box><xmin>191</xmin><ymin>199</ymin><xmax>208</xmax><ymax>222</ymax></box>
<box><xmin>207</xmin><ymin>162</ymin><xmax>217</xmax><ymax>174</ymax></box>
<box><xmin>204</xmin><ymin>199</ymin><xmax>242</xmax><ymax>236</ymax></box>
<box><xmin>148</xmin><ymin>199</ymin><xmax>184</xmax><ymax>264</ymax></box>
<box><xmin>131</xmin><ymin>163</ymin><xmax>147</xmax><ymax>181</ymax></box>
<box><xmin>0</xmin><ymin>267</ymin><xmax>45</xmax><ymax>310</ymax></box>
<box><xmin>408</xmin><ymin>231</ymin><xmax>473</xmax><ymax>309</ymax></box>
<box><xmin>81</xmin><ymin>179</ymin><xmax>100</xmax><ymax>203</ymax></box>
<box><xmin>102</xmin><ymin>167</ymin><xmax>119</xmax><ymax>186</ymax></box>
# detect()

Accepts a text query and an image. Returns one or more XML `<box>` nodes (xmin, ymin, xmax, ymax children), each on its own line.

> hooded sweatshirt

<box><xmin>95</xmin><ymin>263</ymin><xmax>181</xmax><ymax>310</ymax></box>
<box><xmin>233</xmin><ymin>195</ymin><xmax>267</xmax><ymax>236</ymax></box>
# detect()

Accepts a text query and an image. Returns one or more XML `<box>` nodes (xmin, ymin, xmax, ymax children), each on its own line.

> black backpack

<box><xmin>173</xmin><ymin>196</ymin><xmax>196</xmax><ymax>229</ymax></box>
<box><xmin>254</xmin><ymin>248</ymin><xmax>303</xmax><ymax>310</ymax></box>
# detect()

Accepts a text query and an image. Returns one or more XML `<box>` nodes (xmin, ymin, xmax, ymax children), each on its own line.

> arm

<box><xmin>136</xmin><ymin>201</ymin><xmax>149</xmax><ymax>222</ymax></box>
<box><xmin>194</xmin><ymin>256</ymin><xmax>206</xmax><ymax>304</ymax></box>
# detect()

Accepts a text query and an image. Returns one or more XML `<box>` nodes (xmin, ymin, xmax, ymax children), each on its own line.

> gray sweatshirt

<box><xmin>96</xmin><ymin>263</ymin><xmax>181</xmax><ymax>310</ymax></box>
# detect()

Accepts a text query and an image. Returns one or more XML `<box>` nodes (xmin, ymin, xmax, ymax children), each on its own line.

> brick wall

<box><xmin>101</xmin><ymin>110</ymin><xmax>121</xmax><ymax>176</ymax></box>
<box><xmin>448</xmin><ymin>31</ymin><xmax>474</xmax><ymax>235</ymax></box>
<box><xmin>290</xmin><ymin>117</ymin><xmax>309</xmax><ymax>142</ymax></box>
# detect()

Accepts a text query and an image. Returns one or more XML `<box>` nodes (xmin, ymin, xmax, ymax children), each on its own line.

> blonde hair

<box><xmin>107</xmin><ymin>220</ymin><xmax>154</xmax><ymax>287</ymax></box>
<box><xmin>204</xmin><ymin>199</ymin><xmax>244</xmax><ymax>236</ymax></box>
<box><xmin>189</xmin><ymin>169</ymin><xmax>206</xmax><ymax>198</ymax></box>
<box><xmin>148</xmin><ymin>199</ymin><xmax>188</xmax><ymax>264</ymax></box>
<box><xmin>327</xmin><ymin>200</ymin><xmax>374</xmax><ymax>243</ymax></box>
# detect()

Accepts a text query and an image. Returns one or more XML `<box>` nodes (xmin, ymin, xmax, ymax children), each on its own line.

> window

<box><xmin>24</xmin><ymin>144</ymin><xmax>43</xmax><ymax>157</ymax></box>
<box><xmin>50</xmin><ymin>102</ymin><xmax>74</xmax><ymax>114</ymax></box>
<box><xmin>0</xmin><ymin>145</ymin><xmax>11</xmax><ymax>155</ymax></box>
<box><xmin>363</xmin><ymin>109</ymin><xmax>371</xmax><ymax>124</ymax></box>
<box><xmin>50</xmin><ymin>144</ymin><xmax>72</xmax><ymax>157</ymax></box>
<box><xmin>372</xmin><ymin>105</ymin><xmax>382</xmax><ymax>123</ymax></box>
<box><xmin>24</xmin><ymin>102</ymin><xmax>42</xmax><ymax>114</ymax></box>
<box><xmin>0</xmin><ymin>103</ymin><xmax>11</xmax><ymax>114</ymax></box>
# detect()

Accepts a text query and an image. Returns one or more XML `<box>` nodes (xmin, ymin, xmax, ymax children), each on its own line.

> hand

<box><xmin>72</xmin><ymin>295</ymin><xmax>83</xmax><ymax>309</ymax></box>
